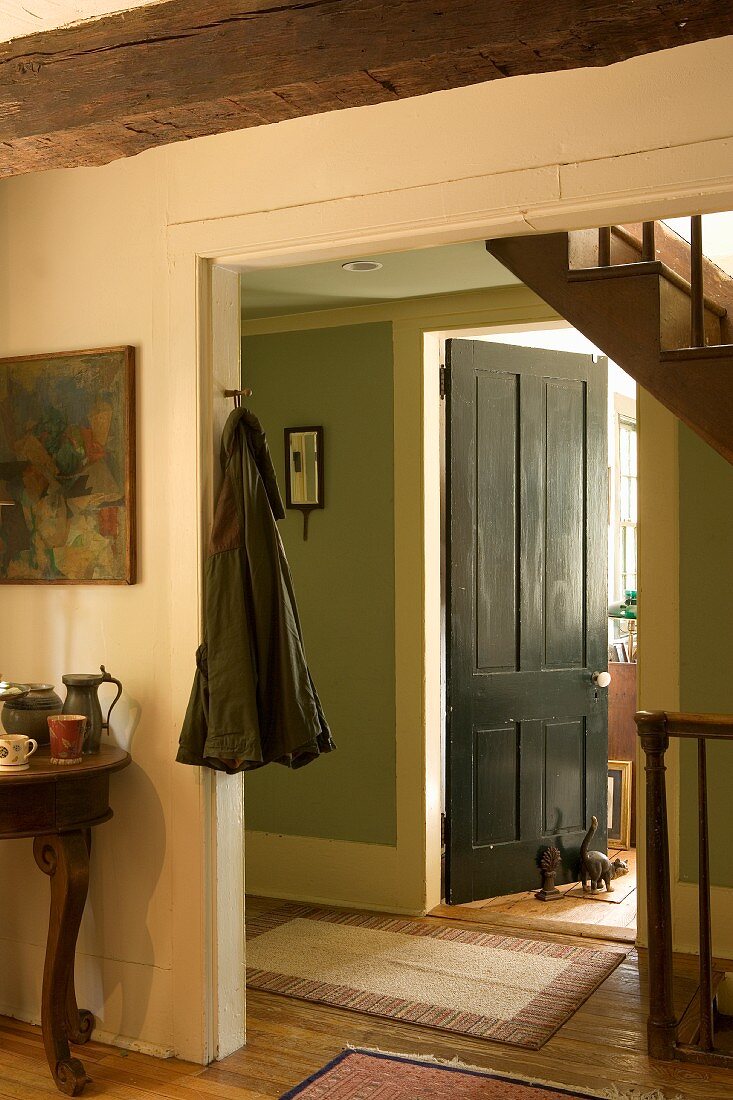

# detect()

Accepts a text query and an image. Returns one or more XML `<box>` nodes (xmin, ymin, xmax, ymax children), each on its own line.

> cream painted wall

<box><xmin>1</xmin><ymin>34</ymin><xmax>733</xmax><ymax>1058</ymax></box>
<box><xmin>161</xmin><ymin>36</ymin><xmax>733</xmax><ymax>230</ymax></box>
<box><xmin>636</xmin><ymin>398</ymin><xmax>733</xmax><ymax>962</ymax></box>
<box><xmin>0</xmin><ymin>157</ymin><xmax>177</xmax><ymax>1053</ymax></box>
<box><xmin>678</xmin><ymin>429</ymin><xmax>733</xmax><ymax>888</ymax></box>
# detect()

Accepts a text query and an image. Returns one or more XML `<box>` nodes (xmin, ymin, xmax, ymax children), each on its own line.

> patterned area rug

<box><xmin>247</xmin><ymin>903</ymin><xmax>626</xmax><ymax>1049</ymax></box>
<box><xmin>280</xmin><ymin>1050</ymin><xmax>671</xmax><ymax>1099</ymax></box>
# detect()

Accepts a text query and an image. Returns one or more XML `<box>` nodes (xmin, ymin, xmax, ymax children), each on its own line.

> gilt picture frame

<box><xmin>607</xmin><ymin>759</ymin><xmax>632</xmax><ymax>850</ymax></box>
<box><xmin>0</xmin><ymin>346</ymin><xmax>136</xmax><ymax>584</ymax></box>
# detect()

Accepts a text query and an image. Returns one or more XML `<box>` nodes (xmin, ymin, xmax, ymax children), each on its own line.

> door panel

<box><xmin>544</xmin><ymin>379</ymin><xmax>586</xmax><ymax>669</ymax></box>
<box><xmin>474</xmin><ymin>724</ymin><xmax>519</xmax><ymax>846</ymax></box>
<box><xmin>476</xmin><ymin>371</ymin><xmax>519</xmax><ymax>672</ymax></box>
<box><xmin>446</xmin><ymin>339</ymin><xmax>608</xmax><ymax>903</ymax></box>
<box><xmin>543</xmin><ymin>718</ymin><xmax>586</xmax><ymax>835</ymax></box>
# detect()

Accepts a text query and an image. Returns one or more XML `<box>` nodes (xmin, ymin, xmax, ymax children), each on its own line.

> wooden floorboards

<box><xmin>0</xmin><ymin>894</ymin><xmax>731</xmax><ymax>1098</ymax></box>
<box><xmin>432</xmin><ymin>849</ymin><xmax>638</xmax><ymax>945</ymax></box>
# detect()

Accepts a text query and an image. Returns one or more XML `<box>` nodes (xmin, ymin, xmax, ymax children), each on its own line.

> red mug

<box><xmin>47</xmin><ymin>714</ymin><xmax>87</xmax><ymax>765</ymax></box>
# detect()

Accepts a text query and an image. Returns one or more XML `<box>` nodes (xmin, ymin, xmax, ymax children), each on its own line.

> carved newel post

<box><xmin>637</xmin><ymin>711</ymin><xmax>676</xmax><ymax>1061</ymax></box>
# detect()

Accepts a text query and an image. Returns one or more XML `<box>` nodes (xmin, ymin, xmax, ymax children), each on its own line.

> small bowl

<box><xmin>0</xmin><ymin>682</ymin><xmax>31</xmax><ymax>701</ymax></box>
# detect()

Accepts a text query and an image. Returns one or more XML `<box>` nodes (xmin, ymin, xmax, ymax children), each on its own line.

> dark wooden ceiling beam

<box><xmin>2</xmin><ymin>1</ymin><xmax>732</xmax><ymax>177</ymax></box>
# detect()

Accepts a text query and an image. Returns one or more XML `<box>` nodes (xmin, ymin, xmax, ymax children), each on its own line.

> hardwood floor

<box><xmin>432</xmin><ymin>849</ymin><xmax>637</xmax><ymax>945</ymax></box>
<box><xmin>1</xmin><ymin>900</ymin><xmax>731</xmax><ymax>1099</ymax></box>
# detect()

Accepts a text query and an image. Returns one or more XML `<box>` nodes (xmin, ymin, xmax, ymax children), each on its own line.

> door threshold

<box><xmin>428</xmin><ymin>902</ymin><xmax>637</xmax><ymax>946</ymax></box>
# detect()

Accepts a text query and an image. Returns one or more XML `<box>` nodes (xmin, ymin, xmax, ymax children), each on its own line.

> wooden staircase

<box><xmin>486</xmin><ymin>219</ymin><xmax>733</xmax><ymax>466</ymax></box>
<box><xmin>637</xmin><ymin>711</ymin><xmax>733</xmax><ymax>1069</ymax></box>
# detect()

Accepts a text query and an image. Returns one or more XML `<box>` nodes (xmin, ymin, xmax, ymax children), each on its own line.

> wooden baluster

<box><xmin>690</xmin><ymin>214</ymin><xmax>705</xmax><ymax>347</ymax></box>
<box><xmin>642</xmin><ymin>221</ymin><xmax>656</xmax><ymax>262</ymax></box>
<box><xmin>598</xmin><ymin>227</ymin><xmax>611</xmax><ymax>267</ymax></box>
<box><xmin>698</xmin><ymin>737</ymin><xmax>714</xmax><ymax>1051</ymax></box>
<box><xmin>637</xmin><ymin>712</ymin><xmax>676</xmax><ymax>1060</ymax></box>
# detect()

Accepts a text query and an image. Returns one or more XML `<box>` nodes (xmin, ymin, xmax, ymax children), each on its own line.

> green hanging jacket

<box><xmin>176</xmin><ymin>408</ymin><xmax>334</xmax><ymax>773</ymax></box>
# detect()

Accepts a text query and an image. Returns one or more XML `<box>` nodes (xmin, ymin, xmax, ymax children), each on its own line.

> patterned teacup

<box><xmin>47</xmin><ymin>714</ymin><xmax>86</xmax><ymax>765</ymax></box>
<box><xmin>0</xmin><ymin>733</ymin><xmax>38</xmax><ymax>771</ymax></box>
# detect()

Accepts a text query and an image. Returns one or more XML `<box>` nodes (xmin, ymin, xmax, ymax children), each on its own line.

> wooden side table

<box><xmin>0</xmin><ymin>745</ymin><xmax>131</xmax><ymax>1095</ymax></box>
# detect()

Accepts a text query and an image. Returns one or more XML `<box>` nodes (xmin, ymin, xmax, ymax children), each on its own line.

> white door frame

<box><xmin>166</xmin><ymin>159</ymin><xmax>732</xmax><ymax>1061</ymax></box>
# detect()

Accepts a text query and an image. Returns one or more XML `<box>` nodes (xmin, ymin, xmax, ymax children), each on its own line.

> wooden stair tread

<box><xmin>568</xmin><ymin>260</ymin><xmax>727</xmax><ymax>318</ymax></box>
<box><xmin>660</xmin><ymin>345</ymin><xmax>733</xmax><ymax>362</ymax></box>
<box><xmin>568</xmin><ymin>260</ymin><xmax>661</xmax><ymax>281</ymax></box>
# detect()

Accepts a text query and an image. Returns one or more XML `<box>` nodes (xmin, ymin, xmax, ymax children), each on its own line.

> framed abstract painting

<box><xmin>0</xmin><ymin>347</ymin><xmax>136</xmax><ymax>584</ymax></box>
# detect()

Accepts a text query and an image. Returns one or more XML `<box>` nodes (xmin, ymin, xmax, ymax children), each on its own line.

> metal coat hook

<box><xmin>224</xmin><ymin>387</ymin><xmax>253</xmax><ymax>408</ymax></box>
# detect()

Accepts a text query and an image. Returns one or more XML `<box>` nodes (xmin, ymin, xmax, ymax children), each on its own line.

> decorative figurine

<box><xmin>580</xmin><ymin>816</ymin><xmax>630</xmax><ymax>892</ymax></box>
<box><xmin>535</xmin><ymin>845</ymin><xmax>563</xmax><ymax>901</ymax></box>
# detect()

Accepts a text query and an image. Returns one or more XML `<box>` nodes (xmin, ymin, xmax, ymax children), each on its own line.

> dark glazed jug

<box><xmin>62</xmin><ymin>665</ymin><xmax>123</xmax><ymax>754</ymax></box>
<box><xmin>2</xmin><ymin>684</ymin><xmax>63</xmax><ymax>745</ymax></box>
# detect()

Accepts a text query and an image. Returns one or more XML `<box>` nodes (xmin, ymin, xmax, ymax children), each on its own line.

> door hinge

<box><xmin>439</xmin><ymin>365</ymin><xmax>448</xmax><ymax>399</ymax></box>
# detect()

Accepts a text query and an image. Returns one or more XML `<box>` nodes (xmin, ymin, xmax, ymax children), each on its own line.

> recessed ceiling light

<box><xmin>342</xmin><ymin>260</ymin><xmax>383</xmax><ymax>272</ymax></box>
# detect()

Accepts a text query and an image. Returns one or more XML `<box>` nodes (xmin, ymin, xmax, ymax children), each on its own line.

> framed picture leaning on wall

<box><xmin>607</xmin><ymin>759</ymin><xmax>632</xmax><ymax>850</ymax></box>
<box><xmin>0</xmin><ymin>346</ymin><xmax>136</xmax><ymax>584</ymax></box>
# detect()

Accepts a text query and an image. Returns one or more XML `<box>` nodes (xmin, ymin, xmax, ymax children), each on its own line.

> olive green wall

<box><xmin>242</xmin><ymin>322</ymin><xmax>397</xmax><ymax>845</ymax></box>
<box><xmin>678</xmin><ymin>425</ymin><xmax>733</xmax><ymax>887</ymax></box>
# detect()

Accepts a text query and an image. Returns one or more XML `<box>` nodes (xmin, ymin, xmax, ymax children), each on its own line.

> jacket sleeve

<box><xmin>176</xmin><ymin>644</ymin><xmax>213</xmax><ymax>768</ymax></box>
<box><xmin>198</xmin><ymin>545</ymin><xmax>264</xmax><ymax>766</ymax></box>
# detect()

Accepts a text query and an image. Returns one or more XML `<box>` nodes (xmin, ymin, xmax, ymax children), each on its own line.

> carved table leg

<box><xmin>34</xmin><ymin>832</ymin><xmax>93</xmax><ymax>1096</ymax></box>
<box><xmin>64</xmin><ymin>983</ymin><xmax>94</xmax><ymax>1046</ymax></box>
<box><xmin>64</xmin><ymin>830</ymin><xmax>94</xmax><ymax>1045</ymax></box>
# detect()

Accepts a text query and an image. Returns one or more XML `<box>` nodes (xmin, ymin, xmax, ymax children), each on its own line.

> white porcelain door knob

<box><xmin>592</xmin><ymin>670</ymin><xmax>612</xmax><ymax>688</ymax></box>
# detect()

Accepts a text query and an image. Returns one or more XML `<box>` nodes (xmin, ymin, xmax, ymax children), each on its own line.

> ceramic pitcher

<box><xmin>62</xmin><ymin>665</ymin><xmax>123</xmax><ymax>754</ymax></box>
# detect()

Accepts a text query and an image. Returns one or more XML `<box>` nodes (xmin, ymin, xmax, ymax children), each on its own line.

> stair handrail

<box><xmin>597</xmin><ymin>218</ymin><xmax>709</xmax><ymax>348</ymax></box>
<box><xmin>636</xmin><ymin>709</ymin><xmax>733</xmax><ymax>1066</ymax></box>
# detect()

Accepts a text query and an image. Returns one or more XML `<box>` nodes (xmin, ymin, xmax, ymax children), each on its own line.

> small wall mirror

<box><xmin>284</xmin><ymin>426</ymin><xmax>324</xmax><ymax>540</ymax></box>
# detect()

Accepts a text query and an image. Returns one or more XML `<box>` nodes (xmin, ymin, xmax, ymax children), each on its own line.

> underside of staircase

<box><xmin>486</xmin><ymin>220</ymin><xmax>733</xmax><ymax>466</ymax></box>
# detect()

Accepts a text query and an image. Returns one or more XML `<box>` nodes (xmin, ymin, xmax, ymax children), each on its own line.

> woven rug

<box><xmin>247</xmin><ymin>903</ymin><xmax>626</xmax><ymax>1049</ymax></box>
<box><xmin>280</xmin><ymin>1050</ymin><xmax>673</xmax><ymax>1099</ymax></box>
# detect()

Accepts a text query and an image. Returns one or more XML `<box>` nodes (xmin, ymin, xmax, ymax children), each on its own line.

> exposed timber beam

<box><xmin>2</xmin><ymin>1</ymin><xmax>733</xmax><ymax>178</ymax></box>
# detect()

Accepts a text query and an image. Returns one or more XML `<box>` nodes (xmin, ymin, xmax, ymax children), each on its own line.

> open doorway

<box><xmin>236</xmin><ymin>226</ymin><xmax>640</xmax><ymax>945</ymax></box>
<box><xmin>432</xmin><ymin>322</ymin><xmax>637</xmax><ymax>944</ymax></box>
<box><xmin>236</xmin><ymin>238</ymin><xmax>529</xmax><ymax>918</ymax></box>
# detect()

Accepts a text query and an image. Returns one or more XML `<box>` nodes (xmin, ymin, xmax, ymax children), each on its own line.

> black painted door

<box><xmin>446</xmin><ymin>339</ymin><xmax>608</xmax><ymax>903</ymax></box>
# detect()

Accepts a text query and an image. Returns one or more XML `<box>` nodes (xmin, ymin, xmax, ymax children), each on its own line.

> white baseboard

<box><xmin>0</xmin><ymin>1004</ymin><xmax>174</xmax><ymax>1059</ymax></box>
<box><xmin>245</xmin><ymin>831</ymin><xmax>421</xmax><ymax>914</ymax></box>
<box><xmin>92</xmin><ymin>1030</ymin><xmax>174</xmax><ymax>1058</ymax></box>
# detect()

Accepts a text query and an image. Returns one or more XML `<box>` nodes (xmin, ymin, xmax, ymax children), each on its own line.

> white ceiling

<box><xmin>240</xmin><ymin>241</ymin><xmax>519</xmax><ymax>320</ymax></box>
<box><xmin>0</xmin><ymin>1</ymin><xmax>162</xmax><ymax>41</ymax></box>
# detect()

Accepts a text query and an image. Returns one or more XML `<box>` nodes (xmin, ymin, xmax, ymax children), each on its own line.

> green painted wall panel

<box><xmin>678</xmin><ymin>425</ymin><xmax>733</xmax><ymax>886</ymax></box>
<box><xmin>242</xmin><ymin>323</ymin><xmax>396</xmax><ymax>846</ymax></box>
